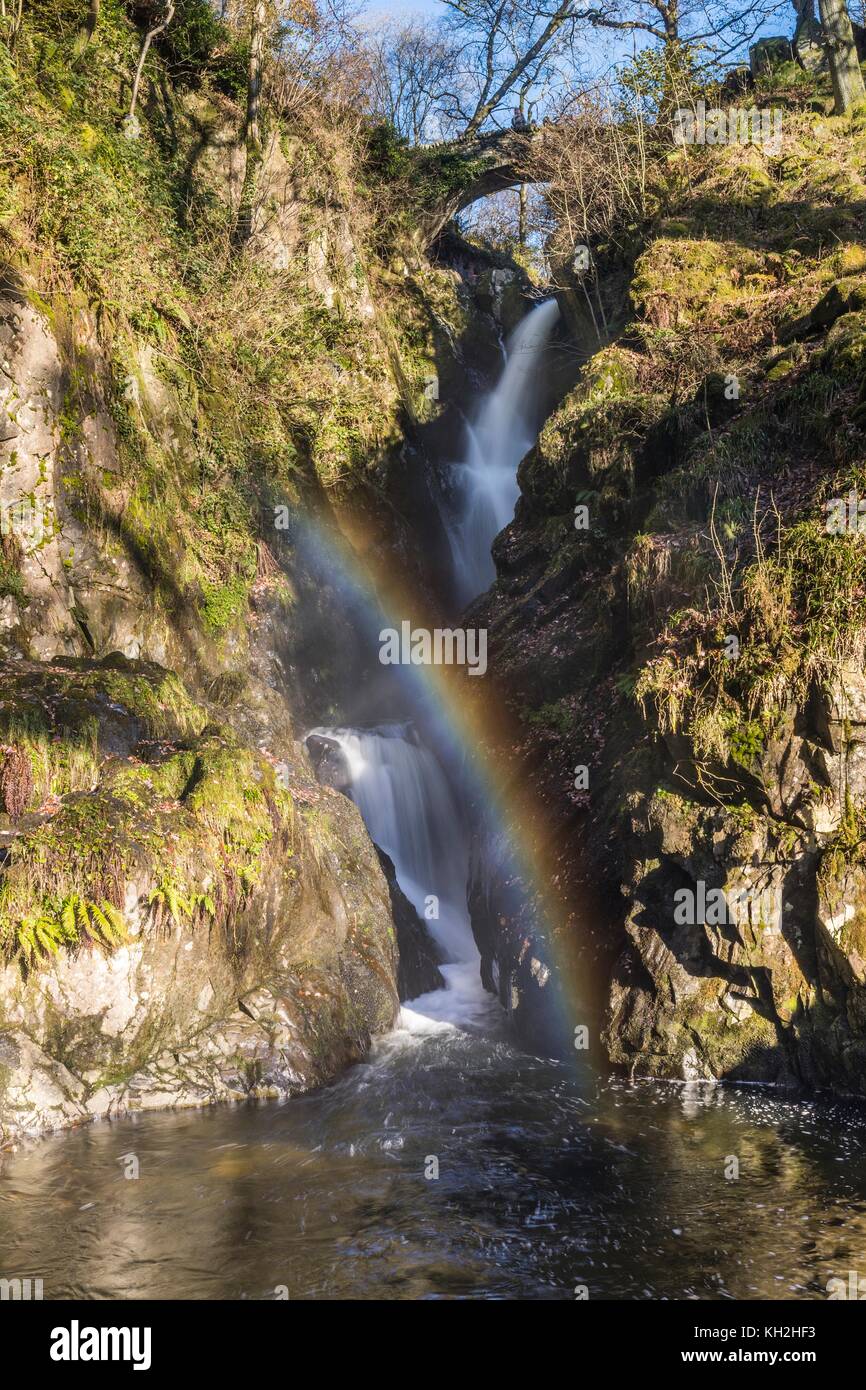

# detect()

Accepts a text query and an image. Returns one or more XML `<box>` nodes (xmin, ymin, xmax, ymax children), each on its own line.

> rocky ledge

<box><xmin>0</xmin><ymin>657</ymin><xmax>403</xmax><ymax>1145</ymax></box>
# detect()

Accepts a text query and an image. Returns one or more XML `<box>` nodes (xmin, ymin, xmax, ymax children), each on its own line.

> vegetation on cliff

<box><xmin>484</xmin><ymin>45</ymin><xmax>866</xmax><ymax>1087</ymax></box>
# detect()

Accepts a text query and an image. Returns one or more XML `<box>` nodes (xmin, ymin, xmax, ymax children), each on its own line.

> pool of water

<box><xmin>2</xmin><ymin>1012</ymin><xmax>865</xmax><ymax>1301</ymax></box>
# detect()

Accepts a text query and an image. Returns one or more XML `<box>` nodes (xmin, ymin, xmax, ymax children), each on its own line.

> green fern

<box><xmin>87</xmin><ymin>899</ymin><xmax>126</xmax><ymax>946</ymax></box>
<box><xmin>16</xmin><ymin>894</ymin><xmax>127</xmax><ymax>961</ymax></box>
<box><xmin>149</xmin><ymin>879</ymin><xmax>192</xmax><ymax>924</ymax></box>
<box><xmin>16</xmin><ymin>906</ymin><xmax>78</xmax><ymax>961</ymax></box>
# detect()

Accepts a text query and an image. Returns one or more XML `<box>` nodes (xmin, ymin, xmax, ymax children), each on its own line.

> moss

<box><xmin>822</xmin><ymin>310</ymin><xmax>866</xmax><ymax>386</ymax></box>
<box><xmin>0</xmin><ymin>658</ymin><xmax>212</xmax><ymax>822</ymax></box>
<box><xmin>831</xmin><ymin>243</ymin><xmax>866</xmax><ymax>278</ymax></box>
<box><xmin>200</xmin><ymin>576</ymin><xmax>250</xmax><ymax>637</ymax></box>
<box><xmin>521</xmin><ymin>698</ymin><xmax>580</xmax><ymax>740</ymax></box>
<box><xmin>684</xmin><ymin>998</ymin><xmax>779</xmax><ymax>1077</ymax></box>
<box><xmin>0</xmin><ymin>714</ymin><xmax>288</xmax><ymax>962</ymax></box>
<box><xmin>0</xmin><ymin>554</ymin><xmax>25</xmax><ymax>604</ymax></box>
<box><xmin>631</xmin><ymin>239</ymin><xmax>772</xmax><ymax>329</ymax></box>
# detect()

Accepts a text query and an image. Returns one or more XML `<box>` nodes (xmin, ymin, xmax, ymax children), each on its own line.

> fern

<box><xmin>149</xmin><ymin>879</ymin><xmax>192</xmax><ymax>924</ymax></box>
<box><xmin>16</xmin><ymin>910</ymin><xmax>76</xmax><ymax>961</ymax></box>
<box><xmin>60</xmin><ymin>896</ymin><xmax>76</xmax><ymax>937</ymax></box>
<box><xmin>15</xmin><ymin>894</ymin><xmax>127</xmax><ymax>961</ymax></box>
<box><xmin>88</xmin><ymin>899</ymin><xmax>125</xmax><ymax>946</ymax></box>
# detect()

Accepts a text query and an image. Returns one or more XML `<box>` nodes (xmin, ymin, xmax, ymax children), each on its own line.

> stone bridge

<box><xmin>413</xmin><ymin>126</ymin><xmax>548</xmax><ymax>243</ymax></box>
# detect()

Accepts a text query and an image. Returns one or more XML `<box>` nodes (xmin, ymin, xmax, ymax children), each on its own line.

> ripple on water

<box><xmin>2</xmin><ymin>1032</ymin><xmax>866</xmax><ymax>1299</ymax></box>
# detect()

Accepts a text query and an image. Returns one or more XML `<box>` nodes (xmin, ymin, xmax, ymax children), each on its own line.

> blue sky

<box><xmin>363</xmin><ymin>0</ymin><xmax>442</xmax><ymax>20</ymax></box>
<box><xmin>359</xmin><ymin>1</ymin><xmax>791</xmax><ymax>70</ymax></box>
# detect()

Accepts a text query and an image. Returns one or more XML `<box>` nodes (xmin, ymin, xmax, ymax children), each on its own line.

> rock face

<box><xmin>376</xmin><ymin>849</ymin><xmax>444</xmax><ymax>1001</ymax></box>
<box><xmin>603</xmin><ymin>662</ymin><xmax>866</xmax><ymax>1092</ymax></box>
<box><xmin>467</xmin><ymin>818</ymin><xmax>571</xmax><ymax>1054</ymax></box>
<box><xmin>475</xmin><ymin>108</ymin><xmax>866</xmax><ymax>1095</ymax></box>
<box><xmin>0</xmin><ymin>282</ymin><xmax>408</xmax><ymax>1144</ymax></box>
<box><xmin>0</xmin><ymin>664</ymin><xmax>400</xmax><ymax>1145</ymax></box>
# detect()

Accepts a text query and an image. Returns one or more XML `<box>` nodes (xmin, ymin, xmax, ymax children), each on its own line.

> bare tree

<box><xmin>433</xmin><ymin>0</ymin><xmax>783</xmax><ymax>139</ymax></box>
<box><xmin>126</xmin><ymin>1</ymin><xmax>177</xmax><ymax>133</ymax></box>
<box><xmin>0</xmin><ymin>0</ymin><xmax>24</xmax><ymax>51</ymax></box>
<box><xmin>443</xmin><ymin>0</ymin><xmax>589</xmax><ymax>135</ymax></box>
<box><xmin>581</xmin><ymin>0</ymin><xmax>787</xmax><ymax>64</ymax></box>
<box><xmin>366</xmin><ymin>19</ymin><xmax>465</xmax><ymax>142</ymax></box>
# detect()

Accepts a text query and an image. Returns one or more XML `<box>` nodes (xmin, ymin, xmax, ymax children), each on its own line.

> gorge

<box><xmin>1</xmin><ymin>0</ymin><xmax>866</xmax><ymax>1305</ymax></box>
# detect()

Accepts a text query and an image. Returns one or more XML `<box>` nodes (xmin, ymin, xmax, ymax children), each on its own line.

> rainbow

<box><xmin>282</xmin><ymin>502</ymin><xmax>593</xmax><ymax>1061</ymax></box>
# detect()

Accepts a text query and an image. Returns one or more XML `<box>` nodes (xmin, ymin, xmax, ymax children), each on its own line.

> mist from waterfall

<box><xmin>308</xmin><ymin>300</ymin><xmax>560</xmax><ymax>1029</ymax></box>
<box><xmin>442</xmin><ymin>297</ymin><xmax>560</xmax><ymax>609</ymax></box>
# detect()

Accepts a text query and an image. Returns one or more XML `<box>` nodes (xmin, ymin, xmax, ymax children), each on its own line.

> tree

<box><xmin>125</xmin><ymin>1</ymin><xmax>177</xmax><ymax>132</ymax></box>
<box><xmin>818</xmin><ymin>0</ymin><xmax>866</xmax><ymax>110</ymax></box>
<box><xmin>581</xmin><ymin>0</ymin><xmax>785</xmax><ymax>66</ymax></box>
<box><xmin>442</xmin><ymin>0</ymin><xmax>587</xmax><ymax>135</ymax></box>
<box><xmin>231</xmin><ymin>0</ymin><xmax>274</xmax><ymax>247</ymax></box>
<box><xmin>417</xmin><ymin>0</ymin><xmax>782</xmax><ymax>142</ymax></box>
<box><xmin>126</xmin><ymin>1</ymin><xmax>177</xmax><ymax>133</ymax></box>
<box><xmin>229</xmin><ymin>0</ymin><xmax>358</xmax><ymax>247</ymax></box>
<box><xmin>366</xmin><ymin>19</ymin><xmax>464</xmax><ymax>143</ymax></box>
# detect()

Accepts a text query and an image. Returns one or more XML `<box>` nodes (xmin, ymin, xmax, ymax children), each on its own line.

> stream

<box><xmin>3</xmin><ymin>302</ymin><xmax>866</xmax><ymax>1302</ymax></box>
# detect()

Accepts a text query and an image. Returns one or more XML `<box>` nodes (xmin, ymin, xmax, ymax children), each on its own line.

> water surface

<box><xmin>2</xmin><ymin>1018</ymin><xmax>864</xmax><ymax>1301</ymax></box>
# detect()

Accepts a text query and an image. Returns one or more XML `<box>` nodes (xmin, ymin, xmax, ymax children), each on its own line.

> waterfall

<box><xmin>306</xmin><ymin>724</ymin><xmax>492</xmax><ymax>1026</ymax></box>
<box><xmin>306</xmin><ymin>301</ymin><xmax>561</xmax><ymax>1030</ymax></box>
<box><xmin>443</xmin><ymin>297</ymin><xmax>560</xmax><ymax>608</ymax></box>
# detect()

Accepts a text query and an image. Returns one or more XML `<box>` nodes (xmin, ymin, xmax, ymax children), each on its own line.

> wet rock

<box><xmin>0</xmin><ymin>664</ymin><xmax>402</xmax><ymax>1144</ymax></box>
<box><xmin>376</xmin><ymin>848</ymin><xmax>444</xmax><ymax>1001</ymax></box>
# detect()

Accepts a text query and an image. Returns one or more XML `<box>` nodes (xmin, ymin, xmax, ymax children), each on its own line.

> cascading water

<box><xmin>307</xmin><ymin>724</ymin><xmax>494</xmax><ymax>1027</ymax></box>
<box><xmin>308</xmin><ymin>301</ymin><xmax>562</xmax><ymax>1031</ymax></box>
<box><xmin>442</xmin><ymin>298</ymin><xmax>560</xmax><ymax>608</ymax></box>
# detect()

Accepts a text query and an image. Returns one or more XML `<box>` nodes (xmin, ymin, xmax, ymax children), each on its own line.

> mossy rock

<box><xmin>822</xmin><ymin>309</ymin><xmax>866</xmax><ymax>383</ymax></box>
<box><xmin>631</xmin><ymin>239</ymin><xmax>773</xmax><ymax>329</ymax></box>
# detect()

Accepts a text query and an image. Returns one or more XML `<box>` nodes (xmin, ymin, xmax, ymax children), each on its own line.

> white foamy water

<box><xmin>443</xmin><ymin>298</ymin><xmax>560</xmax><ymax>607</ymax></box>
<box><xmin>307</xmin><ymin>725</ymin><xmax>495</xmax><ymax>1028</ymax></box>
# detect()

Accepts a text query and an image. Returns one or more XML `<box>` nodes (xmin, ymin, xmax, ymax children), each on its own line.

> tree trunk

<box><xmin>126</xmin><ymin>1</ymin><xmax>176</xmax><ymax>132</ymax></box>
<box><xmin>518</xmin><ymin>182</ymin><xmax>528</xmax><ymax>249</ymax></box>
<box><xmin>73</xmin><ymin>0</ymin><xmax>100</xmax><ymax>62</ymax></box>
<box><xmin>233</xmin><ymin>1</ymin><xmax>268</xmax><ymax>251</ymax></box>
<box><xmin>818</xmin><ymin>0</ymin><xmax>866</xmax><ymax>112</ymax></box>
<box><xmin>245</xmin><ymin>0</ymin><xmax>267</xmax><ymax>154</ymax></box>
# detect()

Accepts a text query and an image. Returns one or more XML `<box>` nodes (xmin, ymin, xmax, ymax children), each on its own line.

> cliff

<box><xmin>0</xmin><ymin>0</ymin><xmax>521</xmax><ymax>1140</ymax></box>
<box><xmin>481</xmin><ymin>74</ymin><xmax>866</xmax><ymax>1092</ymax></box>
